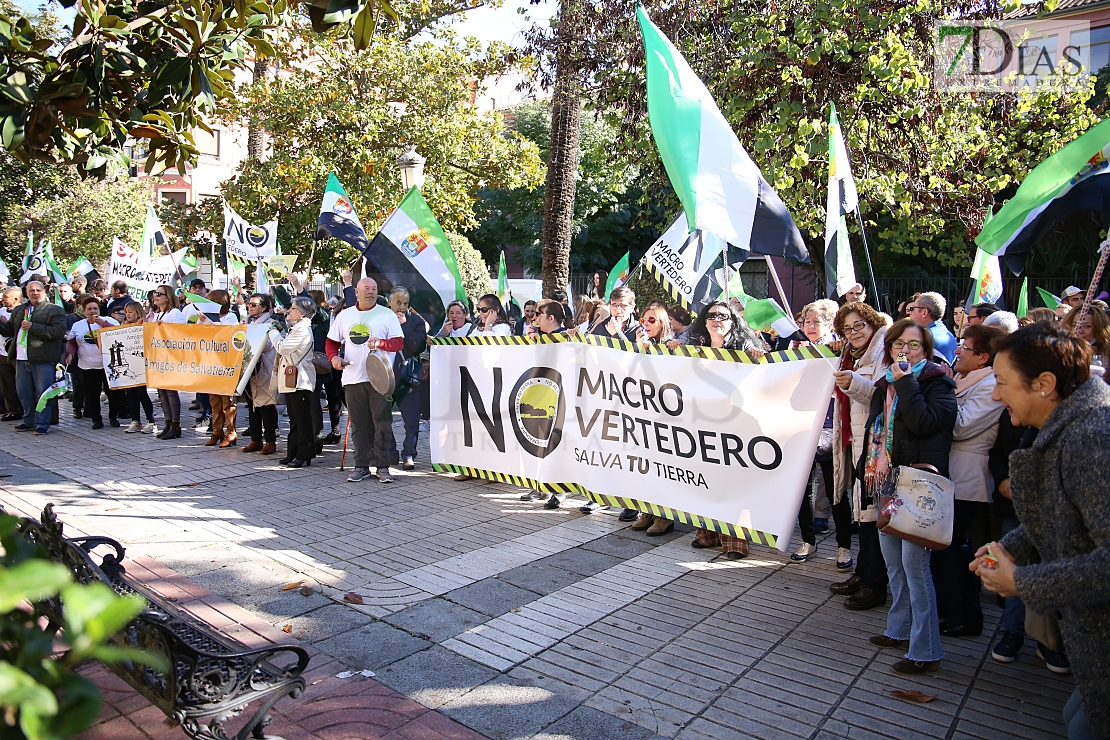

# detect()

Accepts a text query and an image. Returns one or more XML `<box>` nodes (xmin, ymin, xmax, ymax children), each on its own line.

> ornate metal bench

<box><xmin>18</xmin><ymin>504</ymin><xmax>310</xmax><ymax>740</ymax></box>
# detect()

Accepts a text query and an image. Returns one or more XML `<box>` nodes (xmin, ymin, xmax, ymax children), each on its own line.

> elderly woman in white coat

<box><xmin>829</xmin><ymin>302</ymin><xmax>891</xmax><ymax>611</ymax></box>
<box><xmin>932</xmin><ymin>323</ymin><xmax>1007</xmax><ymax>637</ymax></box>
<box><xmin>269</xmin><ymin>296</ymin><xmax>318</xmax><ymax>468</ymax></box>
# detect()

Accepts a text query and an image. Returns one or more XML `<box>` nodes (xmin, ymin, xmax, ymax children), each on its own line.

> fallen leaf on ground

<box><xmin>282</xmin><ymin>624</ymin><xmax>292</xmax><ymax>633</ymax></box>
<box><xmin>282</xmin><ymin>580</ymin><xmax>305</xmax><ymax>591</ymax></box>
<box><xmin>510</xmin><ymin>608</ymin><xmax>522</xmax><ymax>613</ymax></box>
<box><xmin>344</xmin><ymin>592</ymin><xmax>364</xmax><ymax>604</ymax></box>
<box><xmin>300</xmin><ymin>586</ymin><xmax>315</xmax><ymax>596</ymax></box>
<box><xmin>890</xmin><ymin>689</ymin><xmax>937</xmax><ymax>703</ymax></box>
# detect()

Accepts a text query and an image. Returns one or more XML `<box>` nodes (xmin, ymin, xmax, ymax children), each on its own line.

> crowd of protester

<box><xmin>0</xmin><ymin>267</ymin><xmax>1106</xmax><ymax>739</ymax></box>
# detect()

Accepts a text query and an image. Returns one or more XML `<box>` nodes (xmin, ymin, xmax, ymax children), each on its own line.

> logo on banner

<box><xmin>247</xmin><ymin>226</ymin><xmax>271</xmax><ymax>250</ymax></box>
<box><xmin>232</xmin><ymin>331</ymin><xmax>247</xmax><ymax>351</ymax></box>
<box><xmin>401</xmin><ymin>228</ymin><xmax>432</xmax><ymax>259</ymax></box>
<box><xmin>510</xmin><ymin>368</ymin><xmax>565</xmax><ymax>458</ymax></box>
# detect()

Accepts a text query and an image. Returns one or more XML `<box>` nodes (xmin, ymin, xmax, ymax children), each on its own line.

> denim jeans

<box><xmin>999</xmin><ymin>516</ymin><xmax>1026</xmax><ymax>633</ymax></box>
<box><xmin>1064</xmin><ymin>689</ymin><xmax>1095</xmax><ymax>740</ymax></box>
<box><xmin>16</xmin><ymin>361</ymin><xmax>57</xmax><ymax>431</ymax></box>
<box><xmin>880</xmin><ymin>531</ymin><xmax>943</xmax><ymax>662</ymax></box>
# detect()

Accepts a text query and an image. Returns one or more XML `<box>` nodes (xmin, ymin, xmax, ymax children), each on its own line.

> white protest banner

<box><xmin>234</xmin><ymin>323</ymin><xmax>272</xmax><ymax>395</ymax></box>
<box><xmin>224</xmin><ymin>206</ymin><xmax>278</xmax><ymax>262</ymax></box>
<box><xmin>644</xmin><ymin>213</ymin><xmax>731</xmax><ymax>311</ymax></box>
<box><xmin>108</xmin><ymin>237</ymin><xmax>190</xmax><ymax>299</ymax></box>
<box><xmin>430</xmin><ymin>335</ymin><xmax>836</xmax><ymax>549</ymax></box>
<box><xmin>99</xmin><ymin>324</ymin><xmax>146</xmax><ymax>389</ymax></box>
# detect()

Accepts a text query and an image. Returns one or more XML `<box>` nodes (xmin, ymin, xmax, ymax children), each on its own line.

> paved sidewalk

<box><xmin>0</xmin><ymin>401</ymin><xmax>1074</xmax><ymax>739</ymax></box>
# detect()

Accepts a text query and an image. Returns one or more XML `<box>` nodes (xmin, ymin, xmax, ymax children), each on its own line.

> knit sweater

<box><xmin>1001</xmin><ymin>377</ymin><xmax>1110</xmax><ymax>739</ymax></box>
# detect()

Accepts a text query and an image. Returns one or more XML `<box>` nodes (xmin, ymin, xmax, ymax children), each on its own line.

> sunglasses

<box><xmin>891</xmin><ymin>340</ymin><xmax>923</xmax><ymax>350</ymax></box>
<box><xmin>154</xmin><ymin>292</ymin><xmax>167</xmax><ymax>298</ymax></box>
<box><xmin>641</xmin><ymin>316</ymin><xmax>658</xmax><ymax>325</ymax></box>
<box><xmin>248</xmin><ymin>302</ymin><xmax>263</xmax><ymax>308</ymax></box>
<box><xmin>477</xmin><ymin>306</ymin><xmax>494</xmax><ymax>314</ymax></box>
<box><xmin>706</xmin><ymin>312</ymin><xmax>732</xmax><ymax>322</ymax></box>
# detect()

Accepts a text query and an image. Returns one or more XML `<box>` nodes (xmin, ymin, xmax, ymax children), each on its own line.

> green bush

<box><xmin>447</xmin><ymin>232</ymin><xmax>493</xmax><ymax>306</ymax></box>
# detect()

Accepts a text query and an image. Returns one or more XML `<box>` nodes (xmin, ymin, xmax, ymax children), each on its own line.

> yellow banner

<box><xmin>144</xmin><ymin>323</ymin><xmax>248</xmax><ymax>395</ymax></box>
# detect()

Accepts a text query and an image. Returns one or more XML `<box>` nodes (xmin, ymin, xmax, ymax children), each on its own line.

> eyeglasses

<box><xmin>705</xmin><ymin>312</ymin><xmax>732</xmax><ymax>322</ymax></box>
<box><xmin>477</xmin><ymin>306</ymin><xmax>493</xmax><ymax>314</ymax></box>
<box><xmin>248</xmin><ymin>302</ymin><xmax>263</xmax><ymax>308</ymax></box>
<box><xmin>843</xmin><ymin>320</ymin><xmax>868</xmax><ymax>335</ymax></box>
<box><xmin>641</xmin><ymin>316</ymin><xmax>658</xmax><ymax>325</ymax></box>
<box><xmin>891</xmin><ymin>340</ymin><xmax>923</xmax><ymax>350</ymax></box>
<box><xmin>609</xmin><ymin>302</ymin><xmax>631</xmax><ymax>310</ymax></box>
<box><xmin>957</xmin><ymin>343</ymin><xmax>983</xmax><ymax>354</ymax></box>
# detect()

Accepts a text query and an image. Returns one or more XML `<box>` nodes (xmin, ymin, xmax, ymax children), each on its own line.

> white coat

<box><xmin>269</xmin><ymin>318</ymin><xmax>316</xmax><ymax>394</ymax></box>
<box><xmin>950</xmin><ymin>369</ymin><xmax>1005</xmax><ymax>502</ymax></box>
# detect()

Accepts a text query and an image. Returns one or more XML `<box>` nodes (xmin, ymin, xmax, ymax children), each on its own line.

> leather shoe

<box><xmin>219</xmin><ymin>433</ymin><xmax>238</xmax><ymax>448</ymax></box>
<box><xmin>205</xmin><ymin>434</ymin><xmax>225</xmax><ymax>447</ymax></box>
<box><xmin>278</xmin><ymin>456</ymin><xmax>294</xmax><ymax>465</ymax></box>
<box><xmin>940</xmin><ymin>624</ymin><xmax>983</xmax><ymax>638</ymax></box>
<box><xmin>870</xmin><ymin>635</ymin><xmax>910</xmax><ymax>649</ymax></box>
<box><xmin>241</xmin><ymin>440</ymin><xmax>262</xmax><ymax>453</ymax></box>
<box><xmin>260</xmin><ymin>442</ymin><xmax>277</xmax><ymax>455</ymax></box>
<box><xmin>830</xmin><ymin>574</ymin><xmax>864</xmax><ymax>596</ymax></box>
<box><xmin>845</xmin><ymin>586</ymin><xmax>886</xmax><ymax>611</ymax></box>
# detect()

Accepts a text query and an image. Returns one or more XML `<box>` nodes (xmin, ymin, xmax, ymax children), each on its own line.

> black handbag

<box><xmin>399</xmin><ymin>356</ymin><xmax>423</xmax><ymax>389</ymax></box>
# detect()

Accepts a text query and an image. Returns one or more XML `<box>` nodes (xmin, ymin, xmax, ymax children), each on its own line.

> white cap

<box><xmin>1062</xmin><ymin>286</ymin><xmax>1083</xmax><ymax>298</ymax></box>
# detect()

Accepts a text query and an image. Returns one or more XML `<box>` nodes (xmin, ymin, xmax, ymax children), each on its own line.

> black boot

<box><xmin>168</xmin><ymin>422</ymin><xmax>182</xmax><ymax>439</ymax></box>
<box><xmin>156</xmin><ymin>422</ymin><xmax>171</xmax><ymax>439</ymax></box>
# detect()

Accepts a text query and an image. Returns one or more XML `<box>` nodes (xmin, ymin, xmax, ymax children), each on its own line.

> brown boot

<box><xmin>205</xmin><ymin>433</ymin><xmax>225</xmax><ymax>447</ymax></box>
<box><xmin>219</xmin><ymin>433</ymin><xmax>238</xmax><ymax>448</ymax></box>
<box><xmin>646</xmin><ymin>518</ymin><xmax>674</xmax><ymax>537</ymax></box>
<box><xmin>630</xmin><ymin>514</ymin><xmax>655</xmax><ymax>531</ymax></box>
<box><xmin>241</xmin><ymin>439</ymin><xmax>262</xmax><ymax>452</ymax></box>
<box><xmin>260</xmin><ymin>442</ymin><xmax>277</xmax><ymax>456</ymax></box>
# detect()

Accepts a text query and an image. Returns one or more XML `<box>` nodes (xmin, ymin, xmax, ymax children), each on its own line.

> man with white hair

<box><xmin>0</xmin><ymin>281</ymin><xmax>67</xmax><ymax>434</ymax></box>
<box><xmin>982</xmin><ymin>311</ymin><xmax>1019</xmax><ymax>334</ymax></box>
<box><xmin>909</xmin><ymin>291</ymin><xmax>956</xmax><ymax>365</ymax></box>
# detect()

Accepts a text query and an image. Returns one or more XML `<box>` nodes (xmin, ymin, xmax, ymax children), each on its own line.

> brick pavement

<box><xmin>0</xmin><ymin>398</ymin><xmax>1074</xmax><ymax>739</ymax></box>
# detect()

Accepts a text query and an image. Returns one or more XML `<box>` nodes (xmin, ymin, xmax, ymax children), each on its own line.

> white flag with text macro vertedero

<box><xmin>430</xmin><ymin>335</ymin><xmax>835</xmax><ymax>550</ymax></box>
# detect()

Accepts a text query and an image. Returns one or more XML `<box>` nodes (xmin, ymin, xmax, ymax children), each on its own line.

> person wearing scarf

<box><xmin>861</xmin><ymin>318</ymin><xmax>957</xmax><ymax>675</ymax></box>
<box><xmin>829</xmin><ymin>303</ymin><xmax>890</xmax><ymax>610</ymax></box>
<box><xmin>931</xmin><ymin>324</ymin><xmax>1007</xmax><ymax>638</ymax></box>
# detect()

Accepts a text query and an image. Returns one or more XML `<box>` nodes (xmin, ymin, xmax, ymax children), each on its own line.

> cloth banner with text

<box><xmin>144</xmin><ymin>323</ymin><xmax>248</xmax><ymax>395</ymax></box>
<box><xmin>108</xmin><ymin>237</ymin><xmax>190</xmax><ymax>300</ymax></box>
<box><xmin>430</xmin><ymin>335</ymin><xmax>836</xmax><ymax>549</ymax></box>
<box><xmin>99</xmin><ymin>324</ymin><xmax>147</xmax><ymax>389</ymax></box>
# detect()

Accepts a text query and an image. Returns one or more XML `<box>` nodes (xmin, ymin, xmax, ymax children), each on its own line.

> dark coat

<box><xmin>861</xmin><ymin>361</ymin><xmax>958</xmax><ymax>478</ymax></box>
<box><xmin>1001</xmin><ymin>377</ymin><xmax>1110</xmax><ymax>739</ymax></box>
<box><xmin>393</xmin><ymin>308</ymin><xmax>428</xmax><ymax>375</ymax></box>
<box><xmin>0</xmin><ymin>301</ymin><xmax>67</xmax><ymax>364</ymax></box>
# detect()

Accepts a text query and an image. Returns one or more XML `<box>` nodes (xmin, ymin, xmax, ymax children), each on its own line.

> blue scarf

<box><xmin>884</xmin><ymin>359</ymin><xmax>927</xmax><ymax>383</ymax></box>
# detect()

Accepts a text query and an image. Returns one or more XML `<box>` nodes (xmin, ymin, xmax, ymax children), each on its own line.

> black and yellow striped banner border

<box><xmin>431</xmin><ymin>334</ymin><xmax>835</xmax><ymax>365</ymax></box>
<box><xmin>434</xmin><ymin>462</ymin><xmax>778</xmax><ymax>549</ymax></box>
<box><xmin>644</xmin><ymin>261</ymin><xmax>692</xmax><ymax>310</ymax></box>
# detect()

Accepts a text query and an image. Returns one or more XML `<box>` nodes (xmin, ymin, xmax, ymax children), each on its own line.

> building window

<box><xmin>1089</xmin><ymin>26</ymin><xmax>1110</xmax><ymax>74</ymax></box>
<box><xmin>195</xmin><ymin>128</ymin><xmax>221</xmax><ymax>159</ymax></box>
<box><xmin>159</xmin><ymin>191</ymin><xmax>188</xmax><ymax>205</ymax></box>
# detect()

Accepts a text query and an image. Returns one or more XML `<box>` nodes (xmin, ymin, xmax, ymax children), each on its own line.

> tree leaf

<box><xmin>890</xmin><ymin>689</ymin><xmax>937</xmax><ymax>703</ymax></box>
<box><xmin>282</xmin><ymin>580</ymin><xmax>305</xmax><ymax>591</ymax></box>
<box><xmin>0</xmin><ymin>560</ymin><xmax>72</xmax><ymax>612</ymax></box>
<box><xmin>343</xmin><ymin>592</ymin><xmax>364</xmax><ymax>604</ymax></box>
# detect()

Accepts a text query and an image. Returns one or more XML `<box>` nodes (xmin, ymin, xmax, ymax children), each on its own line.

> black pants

<box><xmin>70</xmin><ymin>364</ymin><xmax>85</xmax><ymax>413</ymax></box>
<box><xmin>856</xmin><ymin>521</ymin><xmax>888</xmax><ymax>590</ymax></box>
<box><xmin>0</xmin><ymin>361</ymin><xmax>22</xmax><ymax>417</ymax></box>
<box><xmin>127</xmin><ymin>386</ymin><xmax>155</xmax><ymax>424</ymax></box>
<box><xmin>284</xmin><ymin>390</ymin><xmax>315</xmax><ymax>462</ymax></box>
<box><xmin>247</xmin><ymin>403</ymin><xmax>278</xmax><ymax>443</ymax></box>
<box><xmin>326</xmin><ymin>369</ymin><xmax>344</xmax><ymax>432</ymax></box>
<box><xmin>932</xmin><ymin>499</ymin><xmax>986</xmax><ymax>631</ymax></box>
<box><xmin>81</xmin><ymin>368</ymin><xmax>109</xmax><ymax>422</ymax></box>
<box><xmin>797</xmin><ymin>459</ymin><xmax>852</xmax><ymax>548</ymax></box>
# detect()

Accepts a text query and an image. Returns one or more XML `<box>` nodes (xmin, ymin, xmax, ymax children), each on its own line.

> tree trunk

<box><xmin>247</xmin><ymin>58</ymin><xmax>270</xmax><ymax>161</ymax></box>
<box><xmin>540</xmin><ymin>0</ymin><xmax>581</xmax><ymax>298</ymax></box>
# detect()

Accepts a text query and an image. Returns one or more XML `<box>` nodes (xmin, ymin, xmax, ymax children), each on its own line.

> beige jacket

<box><xmin>269</xmin><ymin>318</ymin><xmax>316</xmax><ymax>394</ymax></box>
<box><xmin>831</xmin><ymin>326</ymin><xmax>888</xmax><ymax>521</ymax></box>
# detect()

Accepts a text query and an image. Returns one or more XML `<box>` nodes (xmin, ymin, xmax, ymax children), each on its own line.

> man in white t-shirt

<box><xmin>326</xmin><ymin>277</ymin><xmax>403</xmax><ymax>483</ymax></box>
<box><xmin>64</xmin><ymin>295</ymin><xmax>119</xmax><ymax>429</ymax></box>
<box><xmin>0</xmin><ymin>287</ymin><xmax>24</xmax><ymax>420</ymax></box>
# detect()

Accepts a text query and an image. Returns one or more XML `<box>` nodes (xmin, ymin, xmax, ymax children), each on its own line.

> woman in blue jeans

<box><xmin>860</xmin><ymin>319</ymin><xmax>957</xmax><ymax>675</ymax></box>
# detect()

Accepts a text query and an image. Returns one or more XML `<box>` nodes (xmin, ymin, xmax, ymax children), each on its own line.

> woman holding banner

<box><xmin>122</xmin><ymin>303</ymin><xmax>157</xmax><ymax>434</ymax></box>
<box><xmin>829</xmin><ymin>302</ymin><xmax>890</xmax><ymax>610</ymax></box>
<box><xmin>197</xmin><ymin>290</ymin><xmax>240</xmax><ymax>447</ymax></box>
<box><xmin>669</xmin><ymin>300</ymin><xmax>766</xmax><ymax>554</ymax></box>
<box><xmin>863</xmin><ymin>319</ymin><xmax>956</xmax><ymax>675</ymax></box>
<box><xmin>150</xmin><ymin>285</ymin><xmax>184</xmax><ymax>440</ymax></box>
<box><xmin>269</xmin><ymin>296</ymin><xmax>317</xmax><ymax>467</ymax></box>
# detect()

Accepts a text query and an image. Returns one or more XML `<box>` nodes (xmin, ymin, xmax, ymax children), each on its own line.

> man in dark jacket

<box><xmin>0</xmin><ymin>281</ymin><xmax>67</xmax><ymax>433</ymax></box>
<box><xmin>388</xmin><ymin>286</ymin><xmax>428</xmax><ymax>470</ymax></box>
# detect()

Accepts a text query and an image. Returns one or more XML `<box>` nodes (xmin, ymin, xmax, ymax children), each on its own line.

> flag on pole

<box><xmin>223</xmin><ymin>206</ymin><xmax>278</xmax><ymax>262</ymax></box>
<box><xmin>35</xmin><ymin>375</ymin><xmax>69</xmax><ymax>412</ymax></box>
<box><xmin>53</xmin><ymin>286</ymin><xmax>64</xmax><ymax>307</ymax></box>
<box><xmin>67</xmin><ymin>255</ymin><xmax>96</xmax><ymax>281</ymax></box>
<box><xmin>975</xmin><ymin>117</ymin><xmax>1110</xmax><ymax>273</ymax></box>
<box><xmin>969</xmin><ymin>248</ymin><xmax>1003</xmax><ymax>306</ymax></box>
<box><xmin>637</xmin><ymin>6</ymin><xmax>807</xmax><ymax>261</ymax></box>
<box><xmin>42</xmin><ymin>242</ymin><xmax>67</xmax><ymax>285</ymax></box>
<box><xmin>742</xmin><ymin>297</ymin><xmax>800</xmax><ymax>337</ymax></box>
<box><xmin>256</xmin><ymin>258</ymin><xmax>269</xmax><ymax>294</ymax></box>
<box><xmin>605</xmin><ymin>253</ymin><xmax>631</xmax><ymax>297</ymax></box>
<box><xmin>21</xmin><ymin>239</ymin><xmax>48</xmax><ymax>283</ymax></box>
<box><xmin>180</xmin><ymin>251</ymin><xmax>198</xmax><ymax>271</ymax></box>
<box><xmin>138</xmin><ymin>206</ymin><xmax>168</xmax><ymax>273</ymax></box>
<box><xmin>1036</xmin><ymin>286</ymin><xmax>1061</xmax><ymax>309</ymax></box>
<box><xmin>316</xmin><ymin>173</ymin><xmax>370</xmax><ymax>253</ymax></box>
<box><xmin>824</xmin><ymin>102</ymin><xmax>859</xmax><ymax>298</ymax></box>
<box><xmin>21</xmin><ymin>231</ymin><xmax>33</xmax><ymax>274</ymax></box>
<box><xmin>1017</xmin><ymin>277</ymin><xmax>1029</xmax><ymax>317</ymax></box>
<box><xmin>364</xmin><ymin>187</ymin><xmax>466</xmax><ymax>330</ymax></box>
<box><xmin>497</xmin><ymin>250</ymin><xmax>510</xmax><ymax>306</ymax></box>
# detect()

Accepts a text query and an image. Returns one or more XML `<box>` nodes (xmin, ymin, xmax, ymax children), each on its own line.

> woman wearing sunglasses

<box><xmin>471</xmin><ymin>294</ymin><xmax>512</xmax><ymax>337</ymax></box>
<box><xmin>861</xmin><ymin>318</ymin><xmax>956</xmax><ymax>675</ymax></box>
<box><xmin>634</xmin><ymin>305</ymin><xmax>673</xmax><ymax>348</ymax></box>
<box><xmin>149</xmin><ymin>285</ymin><xmax>185</xmax><ymax>440</ymax></box>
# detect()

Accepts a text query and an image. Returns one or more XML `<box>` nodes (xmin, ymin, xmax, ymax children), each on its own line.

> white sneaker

<box><xmin>837</xmin><ymin>547</ymin><xmax>854</xmax><ymax>571</ymax></box>
<box><xmin>790</xmin><ymin>542</ymin><xmax>816</xmax><ymax>563</ymax></box>
<box><xmin>141</xmin><ymin>423</ymin><xmax>157</xmax><ymax>434</ymax></box>
<box><xmin>419</xmin><ymin>420</ymin><xmax>430</xmax><ymax>431</ymax></box>
<box><xmin>124</xmin><ymin>421</ymin><xmax>142</xmax><ymax>433</ymax></box>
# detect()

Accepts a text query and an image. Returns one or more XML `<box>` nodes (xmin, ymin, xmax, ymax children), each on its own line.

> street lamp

<box><xmin>397</xmin><ymin>146</ymin><xmax>426</xmax><ymax>191</ymax></box>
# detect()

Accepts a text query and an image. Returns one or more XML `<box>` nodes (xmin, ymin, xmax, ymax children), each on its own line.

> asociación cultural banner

<box><xmin>430</xmin><ymin>335</ymin><xmax>836</xmax><ymax>549</ymax></box>
<box><xmin>144</xmin><ymin>323</ymin><xmax>248</xmax><ymax>395</ymax></box>
<box><xmin>99</xmin><ymin>324</ymin><xmax>147</xmax><ymax>389</ymax></box>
